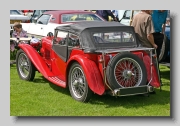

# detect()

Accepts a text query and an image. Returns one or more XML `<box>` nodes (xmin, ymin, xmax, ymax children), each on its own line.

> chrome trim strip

<box><xmin>96</xmin><ymin>47</ymin><xmax>154</xmax><ymax>54</ymax></box>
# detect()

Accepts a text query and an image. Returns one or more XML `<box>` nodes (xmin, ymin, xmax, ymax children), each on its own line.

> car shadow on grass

<box><xmin>160</xmin><ymin>70</ymin><xmax>170</xmax><ymax>79</ymax></box>
<box><xmin>33</xmin><ymin>76</ymin><xmax>50</xmax><ymax>84</ymax></box>
<box><xmin>43</xmin><ymin>72</ymin><xmax>170</xmax><ymax>108</ymax></box>
<box><xmin>48</xmin><ymin>80</ymin><xmax>170</xmax><ymax>109</ymax></box>
<box><xmin>89</xmin><ymin>87</ymin><xmax>170</xmax><ymax>108</ymax></box>
<box><xmin>48</xmin><ymin>82</ymin><xmax>70</xmax><ymax>96</ymax></box>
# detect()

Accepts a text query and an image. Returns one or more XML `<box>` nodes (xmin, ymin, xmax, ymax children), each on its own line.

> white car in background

<box><xmin>119</xmin><ymin>10</ymin><xmax>140</xmax><ymax>26</ymax></box>
<box><xmin>21</xmin><ymin>10</ymin><xmax>105</xmax><ymax>38</ymax></box>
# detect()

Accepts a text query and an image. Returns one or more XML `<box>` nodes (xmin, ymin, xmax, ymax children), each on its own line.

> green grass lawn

<box><xmin>10</xmin><ymin>64</ymin><xmax>170</xmax><ymax>116</ymax></box>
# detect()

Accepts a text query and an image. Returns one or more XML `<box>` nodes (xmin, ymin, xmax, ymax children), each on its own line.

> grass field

<box><xmin>10</xmin><ymin>64</ymin><xmax>170</xmax><ymax>116</ymax></box>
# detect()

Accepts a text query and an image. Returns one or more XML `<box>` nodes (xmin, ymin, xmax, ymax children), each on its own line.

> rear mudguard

<box><xmin>143</xmin><ymin>54</ymin><xmax>160</xmax><ymax>88</ymax></box>
<box><xmin>67</xmin><ymin>55</ymin><xmax>105</xmax><ymax>95</ymax></box>
<box><xmin>132</xmin><ymin>51</ymin><xmax>161</xmax><ymax>88</ymax></box>
<box><xmin>18</xmin><ymin>44</ymin><xmax>54</xmax><ymax>78</ymax></box>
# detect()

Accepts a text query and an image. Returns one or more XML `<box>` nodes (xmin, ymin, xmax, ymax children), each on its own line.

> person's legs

<box><xmin>153</xmin><ymin>33</ymin><xmax>164</xmax><ymax>59</ymax></box>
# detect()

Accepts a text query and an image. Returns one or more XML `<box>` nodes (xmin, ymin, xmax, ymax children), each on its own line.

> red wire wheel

<box><xmin>106</xmin><ymin>52</ymin><xmax>147</xmax><ymax>89</ymax></box>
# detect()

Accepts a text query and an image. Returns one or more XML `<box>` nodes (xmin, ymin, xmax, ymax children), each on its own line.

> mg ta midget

<box><xmin>15</xmin><ymin>21</ymin><xmax>161</xmax><ymax>102</ymax></box>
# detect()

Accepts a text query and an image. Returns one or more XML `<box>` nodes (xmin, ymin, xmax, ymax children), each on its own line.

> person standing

<box><xmin>131</xmin><ymin>10</ymin><xmax>162</xmax><ymax>86</ymax></box>
<box><xmin>96</xmin><ymin>10</ymin><xmax>117</xmax><ymax>21</ymax></box>
<box><xmin>131</xmin><ymin>10</ymin><xmax>157</xmax><ymax>49</ymax></box>
<box><xmin>151</xmin><ymin>10</ymin><xmax>168</xmax><ymax>59</ymax></box>
<box><xmin>111</xmin><ymin>10</ymin><xmax>119</xmax><ymax>21</ymax></box>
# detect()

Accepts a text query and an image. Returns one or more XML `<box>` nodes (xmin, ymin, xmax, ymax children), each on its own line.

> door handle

<box><xmin>41</xmin><ymin>27</ymin><xmax>43</xmax><ymax>29</ymax></box>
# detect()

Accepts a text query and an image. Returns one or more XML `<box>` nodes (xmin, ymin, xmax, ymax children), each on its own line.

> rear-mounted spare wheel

<box><xmin>106</xmin><ymin>52</ymin><xmax>147</xmax><ymax>89</ymax></box>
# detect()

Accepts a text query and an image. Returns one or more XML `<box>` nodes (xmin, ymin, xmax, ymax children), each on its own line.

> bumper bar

<box><xmin>109</xmin><ymin>86</ymin><xmax>154</xmax><ymax>96</ymax></box>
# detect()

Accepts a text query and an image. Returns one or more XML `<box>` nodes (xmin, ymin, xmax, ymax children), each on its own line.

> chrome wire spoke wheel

<box><xmin>114</xmin><ymin>58</ymin><xmax>142</xmax><ymax>87</ymax></box>
<box><xmin>68</xmin><ymin>63</ymin><xmax>92</xmax><ymax>102</ymax></box>
<box><xmin>71</xmin><ymin>67</ymin><xmax>86</xmax><ymax>99</ymax></box>
<box><xmin>18</xmin><ymin>53</ymin><xmax>30</xmax><ymax>78</ymax></box>
<box><xmin>16</xmin><ymin>49</ymin><xmax>35</xmax><ymax>81</ymax></box>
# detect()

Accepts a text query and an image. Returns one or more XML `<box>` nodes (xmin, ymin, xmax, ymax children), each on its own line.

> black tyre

<box><xmin>106</xmin><ymin>52</ymin><xmax>147</xmax><ymax>89</ymax></box>
<box><xmin>16</xmin><ymin>49</ymin><xmax>36</xmax><ymax>81</ymax></box>
<box><xmin>68</xmin><ymin>62</ymin><xmax>92</xmax><ymax>102</ymax></box>
<box><xmin>159</xmin><ymin>35</ymin><xmax>169</xmax><ymax>62</ymax></box>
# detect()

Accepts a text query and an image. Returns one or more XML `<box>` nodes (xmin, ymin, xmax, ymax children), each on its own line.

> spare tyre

<box><xmin>106</xmin><ymin>52</ymin><xmax>147</xmax><ymax>89</ymax></box>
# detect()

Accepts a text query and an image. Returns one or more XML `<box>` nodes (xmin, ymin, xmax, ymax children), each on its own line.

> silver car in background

<box><xmin>10</xmin><ymin>10</ymin><xmax>30</xmax><ymax>31</ymax></box>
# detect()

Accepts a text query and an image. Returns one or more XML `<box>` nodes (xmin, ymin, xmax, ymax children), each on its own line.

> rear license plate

<box><xmin>10</xmin><ymin>20</ymin><xmax>22</xmax><ymax>24</ymax></box>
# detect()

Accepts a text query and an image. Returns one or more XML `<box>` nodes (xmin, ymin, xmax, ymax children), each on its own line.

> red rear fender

<box><xmin>132</xmin><ymin>51</ymin><xmax>160</xmax><ymax>88</ymax></box>
<box><xmin>143</xmin><ymin>54</ymin><xmax>161</xmax><ymax>88</ymax></box>
<box><xmin>67</xmin><ymin>55</ymin><xmax>105</xmax><ymax>95</ymax></box>
<box><xmin>18</xmin><ymin>44</ymin><xmax>54</xmax><ymax>78</ymax></box>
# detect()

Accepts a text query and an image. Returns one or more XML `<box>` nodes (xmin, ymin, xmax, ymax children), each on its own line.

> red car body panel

<box><xmin>132</xmin><ymin>51</ymin><xmax>160</xmax><ymax>88</ymax></box>
<box><xmin>19</xmin><ymin>44</ymin><xmax>54</xmax><ymax>78</ymax></box>
<box><xmin>143</xmin><ymin>54</ymin><xmax>160</xmax><ymax>88</ymax></box>
<box><xmin>19</xmin><ymin>44</ymin><xmax>66</xmax><ymax>88</ymax></box>
<box><xmin>67</xmin><ymin>54</ymin><xmax>105</xmax><ymax>95</ymax></box>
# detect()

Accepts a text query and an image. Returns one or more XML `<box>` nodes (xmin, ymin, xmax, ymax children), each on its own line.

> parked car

<box><xmin>10</xmin><ymin>10</ymin><xmax>30</xmax><ymax>36</ymax></box>
<box><xmin>15</xmin><ymin>21</ymin><xmax>161</xmax><ymax>102</ymax></box>
<box><xmin>30</xmin><ymin>10</ymin><xmax>51</xmax><ymax>23</ymax></box>
<box><xmin>10</xmin><ymin>10</ymin><xmax>30</xmax><ymax>26</ymax></box>
<box><xmin>119</xmin><ymin>10</ymin><xmax>140</xmax><ymax>25</ymax></box>
<box><xmin>21</xmin><ymin>10</ymin><xmax>105</xmax><ymax>38</ymax></box>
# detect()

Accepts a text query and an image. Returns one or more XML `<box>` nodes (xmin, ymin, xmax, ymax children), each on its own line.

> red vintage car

<box><xmin>15</xmin><ymin>21</ymin><xmax>161</xmax><ymax>102</ymax></box>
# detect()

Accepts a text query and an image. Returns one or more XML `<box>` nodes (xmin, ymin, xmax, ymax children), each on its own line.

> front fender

<box><xmin>67</xmin><ymin>55</ymin><xmax>105</xmax><ymax>95</ymax></box>
<box><xmin>18</xmin><ymin>44</ymin><xmax>54</xmax><ymax>78</ymax></box>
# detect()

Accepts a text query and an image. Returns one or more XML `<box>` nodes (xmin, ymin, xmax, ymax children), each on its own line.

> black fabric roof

<box><xmin>55</xmin><ymin>21</ymin><xmax>130</xmax><ymax>35</ymax></box>
<box><xmin>55</xmin><ymin>21</ymin><xmax>138</xmax><ymax>50</ymax></box>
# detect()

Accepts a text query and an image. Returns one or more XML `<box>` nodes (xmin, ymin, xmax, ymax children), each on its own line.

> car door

<box><xmin>28</xmin><ymin>14</ymin><xmax>51</xmax><ymax>37</ymax></box>
<box><xmin>51</xmin><ymin>30</ymin><xmax>69</xmax><ymax>80</ymax></box>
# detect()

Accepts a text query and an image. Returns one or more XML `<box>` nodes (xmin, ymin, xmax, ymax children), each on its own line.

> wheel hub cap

<box><xmin>123</xmin><ymin>70</ymin><xmax>134</xmax><ymax>79</ymax></box>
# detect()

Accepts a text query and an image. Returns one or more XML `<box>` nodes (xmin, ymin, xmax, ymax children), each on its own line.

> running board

<box><xmin>108</xmin><ymin>86</ymin><xmax>154</xmax><ymax>96</ymax></box>
<box><xmin>48</xmin><ymin>76</ymin><xmax>66</xmax><ymax>88</ymax></box>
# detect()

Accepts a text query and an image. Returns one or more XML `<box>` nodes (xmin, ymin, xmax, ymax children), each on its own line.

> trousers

<box><xmin>153</xmin><ymin>32</ymin><xmax>164</xmax><ymax>59</ymax></box>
